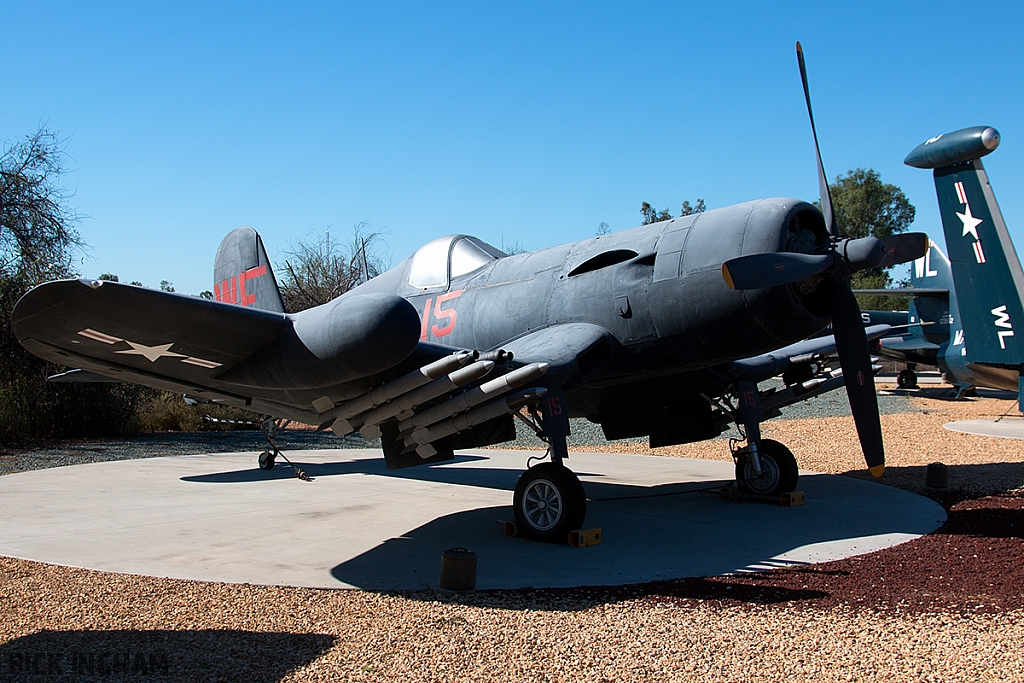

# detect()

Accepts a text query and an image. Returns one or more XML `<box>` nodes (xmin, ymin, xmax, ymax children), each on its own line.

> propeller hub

<box><xmin>840</xmin><ymin>236</ymin><xmax>886</xmax><ymax>271</ymax></box>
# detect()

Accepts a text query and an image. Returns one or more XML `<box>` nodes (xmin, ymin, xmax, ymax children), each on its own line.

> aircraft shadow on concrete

<box><xmin>329</xmin><ymin>475</ymin><xmax>937</xmax><ymax>596</ymax></box>
<box><xmin>182</xmin><ymin>452</ymin><xmax>730</xmax><ymax>502</ymax></box>
<box><xmin>841</xmin><ymin>461</ymin><xmax>1024</xmax><ymax>505</ymax></box>
<box><xmin>180</xmin><ymin>453</ymin><xmax>614</xmax><ymax>493</ymax></box>
<box><xmin>0</xmin><ymin>629</ymin><xmax>334</xmax><ymax>682</ymax></box>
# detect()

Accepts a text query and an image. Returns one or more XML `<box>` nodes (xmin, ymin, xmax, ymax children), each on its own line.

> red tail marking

<box><xmin>214</xmin><ymin>265</ymin><xmax>268</xmax><ymax>306</ymax></box>
<box><xmin>240</xmin><ymin>265</ymin><xmax>267</xmax><ymax>306</ymax></box>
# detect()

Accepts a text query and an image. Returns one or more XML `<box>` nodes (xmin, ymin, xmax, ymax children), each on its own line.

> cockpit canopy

<box><xmin>408</xmin><ymin>235</ymin><xmax>507</xmax><ymax>290</ymax></box>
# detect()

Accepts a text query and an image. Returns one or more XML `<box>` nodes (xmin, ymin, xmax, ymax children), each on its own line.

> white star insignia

<box><xmin>115</xmin><ymin>341</ymin><xmax>186</xmax><ymax>363</ymax></box>
<box><xmin>957</xmin><ymin>203</ymin><xmax>983</xmax><ymax>240</ymax></box>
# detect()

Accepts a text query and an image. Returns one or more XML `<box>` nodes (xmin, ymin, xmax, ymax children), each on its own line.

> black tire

<box><xmin>735</xmin><ymin>439</ymin><xmax>798</xmax><ymax>496</ymax></box>
<box><xmin>896</xmin><ymin>369</ymin><xmax>918</xmax><ymax>389</ymax></box>
<box><xmin>258</xmin><ymin>450</ymin><xmax>276</xmax><ymax>470</ymax></box>
<box><xmin>513</xmin><ymin>463</ymin><xmax>587</xmax><ymax>543</ymax></box>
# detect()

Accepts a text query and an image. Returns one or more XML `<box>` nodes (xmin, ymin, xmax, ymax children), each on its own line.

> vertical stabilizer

<box><xmin>213</xmin><ymin>226</ymin><xmax>286</xmax><ymax>313</ymax></box>
<box><xmin>905</xmin><ymin>126</ymin><xmax>1024</xmax><ymax>367</ymax></box>
<box><xmin>909</xmin><ymin>240</ymin><xmax>959</xmax><ymax>350</ymax></box>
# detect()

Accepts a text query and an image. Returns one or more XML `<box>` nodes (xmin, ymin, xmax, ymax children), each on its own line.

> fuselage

<box><xmin>352</xmin><ymin>197</ymin><xmax>833</xmax><ymax>415</ymax></box>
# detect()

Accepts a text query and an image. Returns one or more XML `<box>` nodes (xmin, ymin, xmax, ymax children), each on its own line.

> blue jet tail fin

<box><xmin>213</xmin><ymin>226</ymin><xmax>286</xmax><ymax>313</ymax></box>
<box><xmin>906</xmin><ymin>126</ymin><xmax>1024</xmax><ymax>368</ymax></box>
<box><xmin>908</xmin><ymin>240</ymin><xmax>957</xmax><ymax>350</ymax></box>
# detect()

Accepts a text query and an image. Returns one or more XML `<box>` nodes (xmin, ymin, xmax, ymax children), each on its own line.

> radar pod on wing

<box><xmin>336</xmin><ymin>359</ymin><xmax>496</xmax><ymax>438</ymax></box>
<box><xmin>721</xmin><ymin>42</ymin><xmax>931</xmax><ymax>477</ymax></box>
<box><xmin>408</xmin><ymin>388</ymin><xmax>549</xmax><ymax>459</ymax></box>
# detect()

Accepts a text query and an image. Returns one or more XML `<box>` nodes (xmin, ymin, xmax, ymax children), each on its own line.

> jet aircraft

<box><xmin>11</xmin><ymin>44</ymin><xmax>928</xmax><ymax>542</ymax></box>
<box><xmin>858</xmin><ymin>126</ymin><xmax>1024</xmax><ymax>407</ymax></box>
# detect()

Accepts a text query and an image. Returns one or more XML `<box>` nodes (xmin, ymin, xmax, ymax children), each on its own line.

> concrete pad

<box><xmin>945</xmin><ymin>417</ymin><xmax>1024</xmax><ymax>440</ymax></box>
<box><xmin>0</xmin><ymin>449</ymin><xmax>945</xmax><ymax>590</ymax></box>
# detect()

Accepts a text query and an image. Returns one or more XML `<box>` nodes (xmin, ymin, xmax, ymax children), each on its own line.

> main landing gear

<box><xmin>727</xmin><ymin>380</ymin><xmax>800</xmax><ymax>497</ymax></box>
<box><xmin>512</xmin><ymin>389</ymin><xmax>587</xmax><ymax>543</ymax></box>
<box><xmin>513</xmin><ymin>462</ymin><xmax>587</xmax><ymax>543</ymax></box>
<box><xmin>734</xmin><ymin>439</ymin><xmax>799</xmax><ymax>497</ymax></box>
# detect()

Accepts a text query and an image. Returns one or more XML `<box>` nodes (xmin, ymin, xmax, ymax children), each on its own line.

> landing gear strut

<box><xmin>512</xmin><ymin>389</ymin><xmax>587</xmax><ymax>542</ymax></box>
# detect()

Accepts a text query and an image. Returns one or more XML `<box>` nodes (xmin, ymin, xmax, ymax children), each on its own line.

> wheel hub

<box><xmin>523</xmin><ymin>480</ymin><xmax>562</xmax><ymax>531</ymax></box>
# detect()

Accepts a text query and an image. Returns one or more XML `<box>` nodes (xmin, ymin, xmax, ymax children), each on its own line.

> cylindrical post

<box><xmin>439</xmin><ymin>547</ymin><xmax>477</xmax><ymax>591</ymax></box>
<box><xmin>925</xmin><ymin>462</ymin><xmax>948</xmax><ymax>489</ymax></box>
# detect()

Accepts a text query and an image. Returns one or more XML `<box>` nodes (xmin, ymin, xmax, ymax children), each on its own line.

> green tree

<box><xmin>824</xmin><ymin>168</ymin><xmax>916</xmax><ymax>311</ymax></box>
<box><xmin>680</xmin><ymin>198</ymin><xmax>705</xmax><ymax>216</ymax></box>
<box><xmin>0</xmin><ymin>129</ymin><xmax>149</xmax><ymax>442</ymax></box>
<box><xmin>640</xmin><ymin>202</ymin><xmax>672</xmax><ymax>225</ymax></box>
<box><xmin>596</xmin><ymin>221</ymin><xmax>611</xmax><ymax>236</ymax></box>
<box><xmin>278</xmin><ymin>222</ymin><xmax>388</xmax><ymax>312</ymax></box>
<box><xmin>640</xmin><ymin>198</ymin><xmax>705</xmax><ymax>225</ymax></box>
<box><xmin>1</xmin><ymin>130</ymin><xmax>81</xmax><ymax>282</ymax></box>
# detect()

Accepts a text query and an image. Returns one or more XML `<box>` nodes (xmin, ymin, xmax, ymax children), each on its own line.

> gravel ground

<box><xmin>1</xmin><ymin>385</ymin><xmax>1022</xmax><ymax>682</ymax></box>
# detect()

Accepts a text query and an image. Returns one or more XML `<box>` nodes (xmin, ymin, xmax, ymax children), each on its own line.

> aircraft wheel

<box><xmin>258</xmin><ymin>450</ymin><xmax>276</xmax><ymax>470</ymax></box>
<box><xmin>896</xmin><ymin>369</ymin><xmax>918</xmax><ymax>389</ymax></box>
<box><xmin>735</xmin><ymin>439</ymin><xmax>798</xmax><ymax>497</ymax></box>
<box><xmin>513</xmin><ymin>463</ymin><xmax>587</xmax><ymax>543</ymax></box>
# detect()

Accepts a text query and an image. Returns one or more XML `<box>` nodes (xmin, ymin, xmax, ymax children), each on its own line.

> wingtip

<box><xmin>869</xmin><ymin>464</ymin><xmax>885</xmax><ymax>478</ymax></box>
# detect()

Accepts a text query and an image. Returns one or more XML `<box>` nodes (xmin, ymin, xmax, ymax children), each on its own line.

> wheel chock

<box><xmin>780</xmin><ymin>491</ymin><xmax>804</xmax><ymax>507</ymax></box>
<box><xmin>568</xmin><ymin>528</ymin><xmax>602</xmax><ymax>548</ymax></box>
<box><xmin>499</xmin><ymin>520</ymin><xmax>520</xmax><ymax>537</ymax></box>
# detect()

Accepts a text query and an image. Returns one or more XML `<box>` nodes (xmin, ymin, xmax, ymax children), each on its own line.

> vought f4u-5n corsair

<box><xmin>12</xmin><ymin>44</ymin><xmax>928</xmax><ymax>542</ymax></box>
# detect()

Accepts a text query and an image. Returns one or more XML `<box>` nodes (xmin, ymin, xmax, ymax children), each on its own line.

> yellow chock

<box><xmin>568</xmin><ymin>528</ymin><xmax>602</xmax><ymax>548</ymax></box>
<box><xmin>780</xmin><ymin>491</ymin><xmax>804</xmax><ymax>507</ymax></box>
<box><xmin>499</xmin><ymin>520</ymin><xmax>519</xmax><ymax>537</ymax></box>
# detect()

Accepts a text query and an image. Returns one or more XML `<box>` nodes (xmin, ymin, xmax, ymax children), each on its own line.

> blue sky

<box><xmin>4</xmin><ymin>1</ymin><xmax>1022</xmax><ymax>295</ymax></box>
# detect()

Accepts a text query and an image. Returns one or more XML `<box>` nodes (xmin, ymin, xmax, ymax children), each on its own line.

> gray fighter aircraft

<box><xmin>859</xmin><ymin>126</ymin><xmax>1024</xmax><ymax>407</ymax></box>
<box><xmin>11</xmin><ymin>44</ymin><xmax>927</xmax><ymax>542</ymax></box>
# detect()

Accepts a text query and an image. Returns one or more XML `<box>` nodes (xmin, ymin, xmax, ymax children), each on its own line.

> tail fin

<box><xmin>908</xmin><ymin>240</ymin><xmax>958</xmax><ymax>349</ymax></box>
<box><xmin>906</xmin><ymin>126</ymin><xmax>1024</xmax><ymax>367</ymax></box>
<box><xmin>213</xmin><ymin>226</ymin><xmax>286</xmax><ymax>313</ymax></box>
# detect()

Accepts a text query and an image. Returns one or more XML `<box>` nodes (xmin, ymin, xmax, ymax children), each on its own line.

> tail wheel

<box><xmin>258</xmin><ymin>451</ymin><xmax>276</xmax><ymax>470</ymax></box>
<box><xmin>735</xmin><ymin>439</ymin><xmax>799</xmax><ymax>496</ymax></box>
<box><xmin>896</xmin><ymin>369</ymin><xmax>918</xmax><ymax>389</ymax></box>
<box><xmin>513</xmin><ymin>463</ymin><xmax>587</xmax><ymax>543</ymax></box>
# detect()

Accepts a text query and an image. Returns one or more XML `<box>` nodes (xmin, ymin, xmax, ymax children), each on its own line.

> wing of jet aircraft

<box><xmin>12</xmin><ymin>43</ymin><xmax>928</xmax><ymax>543</ymax></box>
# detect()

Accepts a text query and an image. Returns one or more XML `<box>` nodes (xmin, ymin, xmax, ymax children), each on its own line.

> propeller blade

<box><xmin>879</xmin><ymin>232</ymin><xmax>930</xmax><ymax>268</ymax></box>
<box><xmin>831</xmin><ymin>283</ymin><xmax>885</xmax><ymax>476</ymax></box>
<box><xmin>722</xmin><ymin>252</ymin><xmax>832</xmax><ymax>290</ymax></box>
<box><xmin>796</xmin><ymin>41</ymin><xmax>837</xmax><ymax>238</ymax></box>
